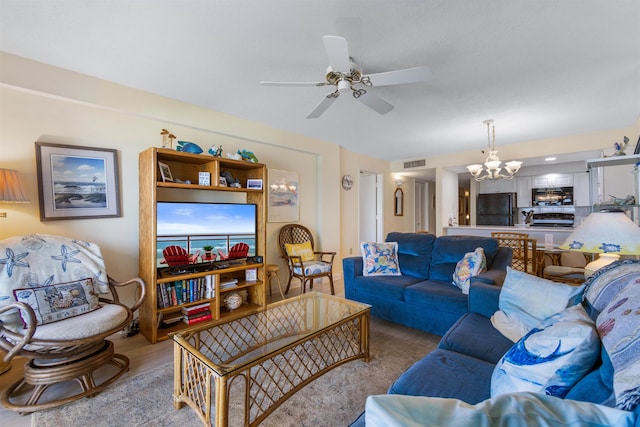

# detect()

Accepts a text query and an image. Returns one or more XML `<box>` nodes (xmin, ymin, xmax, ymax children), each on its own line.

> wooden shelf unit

<box><xmin>139</xmin><ymin>147</ymin><xmax>267</xmax><ymax>343</ymax></box>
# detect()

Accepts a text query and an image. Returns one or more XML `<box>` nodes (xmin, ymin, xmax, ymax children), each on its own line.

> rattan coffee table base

<box><xmin>172</xmin><ymin>293</ymin><xmax>369</xmax><ymax>427</ymax></box>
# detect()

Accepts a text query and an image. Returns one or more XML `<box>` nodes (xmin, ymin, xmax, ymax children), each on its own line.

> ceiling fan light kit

<box><xmin>467</xmin><ymin>120</ymin><xmax>523</xmax><ymax>181</ymax></box>
<box><xmin>260</xmin><ymin>35</ymin><xmax>431</xmax><ymax>118</ymax></box>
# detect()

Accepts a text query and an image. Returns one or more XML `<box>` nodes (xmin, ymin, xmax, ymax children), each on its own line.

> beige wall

<box><xmin>0</xmin><ymin>52</ymin><xmax>404</xmax><ymax>303</ymax></box>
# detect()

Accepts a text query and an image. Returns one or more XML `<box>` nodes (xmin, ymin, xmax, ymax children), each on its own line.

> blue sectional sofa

<box><xmin>350</xmin><ymin>260</ymin><xmax>640</xmax><ymax>426</ymax></box>
<box><xmin>343</xmin><ymin>232</ymin><xmax>512</xmax><ymax>336</ymax></box>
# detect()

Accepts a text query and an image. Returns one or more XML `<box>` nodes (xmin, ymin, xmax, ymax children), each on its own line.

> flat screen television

<box><xmin>156</xmin><ymin>201</ymin><xmax>257</xmax><ymax>268</ymax></box>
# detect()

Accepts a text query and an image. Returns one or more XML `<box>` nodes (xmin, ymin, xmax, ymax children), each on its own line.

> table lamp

<box><xmin>0</xmin><ymin>168</ymin><xmax>28</xmax><ymax>374</ymax></box>
<box><xmin>0</xmin><ymin>168</ymin><xmax>30</xmax><ymax>218</ymax></box>
<box><xmin>559</xmin><ymin>210</ymin><xmax>640</xmax><ymax>277</ymax></box>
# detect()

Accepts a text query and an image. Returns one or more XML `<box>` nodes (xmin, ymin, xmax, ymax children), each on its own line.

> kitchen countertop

<box><xmin>443</xmin><ymin>225</ymin><xmax>576</xmax><ymax>246</ymax></box>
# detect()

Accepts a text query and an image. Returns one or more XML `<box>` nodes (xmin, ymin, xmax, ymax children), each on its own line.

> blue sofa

<box><xmin>350</xmin><ymin>260</ymin><xmax>640</xmax><ymax>426</ymax></box>
<box><xmin>343</xmin><ymin>232</ymin><xmax>512</xmax><ymax>336</ymax></box>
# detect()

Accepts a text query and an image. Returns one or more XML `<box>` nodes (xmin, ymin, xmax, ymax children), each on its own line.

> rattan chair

<box><xmin>278</xmin><ymin>224</ymin><xmax>336</xmax><ymax>295</ymax></box>
<box><xmin>0</xmin><ymin>234</ymin><xmax>145</xmax><ymax>413</ymax></box>
<box><xmin>491</xmin><ymin>233</ymin><xmax>539</xmax><ymax>275</ymax></box>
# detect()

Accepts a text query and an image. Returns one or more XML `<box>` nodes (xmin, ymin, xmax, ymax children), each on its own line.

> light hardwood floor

<box><xmin>1</xmin><ymin>278</ymin><xmax>439</xmax><ymax>427</ymax></box>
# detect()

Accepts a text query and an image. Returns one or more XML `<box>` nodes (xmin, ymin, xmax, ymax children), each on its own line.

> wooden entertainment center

<box><xmin>138</xmin><ymin>147</ymin><xmax>267</xmax><ymax>343</ymax></box>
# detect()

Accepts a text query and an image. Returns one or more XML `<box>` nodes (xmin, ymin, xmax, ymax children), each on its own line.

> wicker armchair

<box><xmin>278</xmin><ymin>224</ymin><xmax>335</xmax><ymax>295</ymax></box>
<box><xmin>0</xmin><ymin>234</ymin><xmax>145</xmax><ymax>413</ymax></box>
<box><xmin>491</xmin><ymin>232</ymin><xmax>540</xmax><ymax>275</ymax></box>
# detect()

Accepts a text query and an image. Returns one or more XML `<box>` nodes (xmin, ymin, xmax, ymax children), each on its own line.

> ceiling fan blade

<box><xmin>356</xmin><ymin>91</ymin><xmax>394</xmax><ymax>115</ymax></box>
<box><xmin>323</xmin><ymin>35</ymin><xmax>351</xmax><ymax>72</ymax></box>
<box><xmin>364</xmin><ymin>66</ymin><xmax>432</xmax><ymax>87</ymax></box>
<box><xmin>260</xmin><ymin>81</ymin><xmax>327</xmax><ymax>87</ymax></box>
<box><xmin>306</xmin><ymin>92</ymin><xmax>339</xmax><ymax>119</ymax></box>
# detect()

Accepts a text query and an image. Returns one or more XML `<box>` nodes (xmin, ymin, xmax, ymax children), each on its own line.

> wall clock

<box><xmin>342</xmin><ymin>175</ymin><xmax>353</xmax><ymax>190</ymax></box>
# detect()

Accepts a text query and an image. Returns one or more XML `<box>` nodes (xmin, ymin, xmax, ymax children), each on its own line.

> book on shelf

<box><xmin>183</xmin><ymin>312</ymin><xmax>213</xmax><ymax>325</ymax></box>
<box><xmin>181</xmin><ymin>302</ymin><xmax>210</xmax><ymax>315</ymax></box>
<box><xmin>160</xmin><ymin>313</ymin><xmax>183</xmax><ymax>328</ymax></box>
<box><xmin>157</xmin><ymin>276</ymin><xmax>214</xmax><ymax>308</ymax></box>
<box><xmin>220</xmin><ymin>278</ymin><xmax>239</xmax><ymax>289</ymax></box>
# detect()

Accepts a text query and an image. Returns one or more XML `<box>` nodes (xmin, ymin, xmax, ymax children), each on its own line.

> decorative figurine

<box><xmin>208</xmin><ymin>145</ymin><xmax>223</xmax><ymax>157</ymax></box>
<box><xmin>221</xmin><ymin>171</ymin><xmax>241</xmax><ymax>187</ymax></box>
<box><xmin>238</xmin><ymin>149</ymin><xmax>258</xmax><ymax>163</ymax></box>
<box><xmin>224</xmin><ymin>292</ymin><xmax>243</xmax><ymax>311</ymax></box>
<box><xmin>176</xmin><ymin>140</ymin><xmax>203</xmax><ymax>154</ymax></box>
<box><xmin>613</xmin><ymin>136</ymin><xmax>629</xmax><ymax>156</ymax></box>
<box><xmin>160</xmin><ymin>129</ymin><xmax>171</xmax><ymax>149</ymax></box>
<box><xmin>226</xmin><ymin>152</ymin><xmax>242</xmax><ymax>160</ymax></box>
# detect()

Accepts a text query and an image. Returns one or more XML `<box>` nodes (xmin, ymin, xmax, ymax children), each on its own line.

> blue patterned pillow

<box><xmin>491</xmin><ymin>304</ymin><xmax>599</xmax><ymax>398</ymax></box>
<box><xmin>452</xmin><ymin>247</ymin><xmax>486</xmax><ymax>294</ymax></box>
<box><xmin>361</xmin><ymin>242</ymin><xmax>401</xmax><ymax>277</ymax></box>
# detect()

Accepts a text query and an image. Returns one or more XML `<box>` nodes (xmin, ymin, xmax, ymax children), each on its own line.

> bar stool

<box><xmin>266</xmin><ymin>264</ymin><xmax>286</xmax><ymax>300</ymax></box>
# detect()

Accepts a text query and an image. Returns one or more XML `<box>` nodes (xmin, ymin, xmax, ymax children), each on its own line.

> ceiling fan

<box><xmin>260</xmin><ymin>35</ymin><xmax>432</xmax><ymax>119</ymax></box>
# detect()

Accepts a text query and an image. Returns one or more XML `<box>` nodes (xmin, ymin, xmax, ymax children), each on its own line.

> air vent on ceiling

<box><xmin>403</xmin><ymin>159</ymin><xmax>426</xmax><ymax>169</ymax></box>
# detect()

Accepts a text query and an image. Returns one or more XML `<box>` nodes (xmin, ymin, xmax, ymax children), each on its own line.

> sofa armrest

<box><xmin>343</xmin><ymin>256</ymin><xmax>363</xmax><ymax>299</ymax></box>
<box><xmin>468</xmin><ymin>282</ymin><xmax>501</xmax><ymax>318</ymax></box>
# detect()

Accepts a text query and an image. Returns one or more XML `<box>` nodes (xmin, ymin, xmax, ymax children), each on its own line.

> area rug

<box><xmin>32</xmin><ymin>325</ymin><xmax>438</xmax><ymax>427</ymax></box>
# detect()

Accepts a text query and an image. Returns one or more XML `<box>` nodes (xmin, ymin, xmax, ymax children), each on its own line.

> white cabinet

<box><xmin>478</xmin><ymin>179</ymin><xmax>516</xmax><ymax>194</ymax></box>
<box><xmin>573</xmin><ymin>172</ymin><xmax>590</xmax><ymax>206</ymax></box>
<box><xmin>516</xmin><ymin>176</ymin><xmax>532</xmax><ymax>207</ymax></box>
<box><xmin>532</xmin><ymin>173</ymin><xmax>573</xmax><ymax>188</ymax></box>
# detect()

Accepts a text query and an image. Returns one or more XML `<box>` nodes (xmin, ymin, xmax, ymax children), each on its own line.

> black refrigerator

<box><xmin>476</xmin><ymin>193</ymin><xmax>518</xmax><ymax>226</ymax></box>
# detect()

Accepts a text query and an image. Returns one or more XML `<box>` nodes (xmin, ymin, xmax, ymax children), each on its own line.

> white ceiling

<box><xmin>1</xmin><ymin>0</ymin><xmax>639</xmax><ymax>166</ymax></box>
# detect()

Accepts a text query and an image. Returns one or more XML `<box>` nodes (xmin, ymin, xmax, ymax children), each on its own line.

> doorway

<box><xmin>359</xmin><ymin>171</ymin><xmax>383</xmax><ymax>242</ymax></box>
<box><xmin>414</xmin><ymin>180</ymin><xmax>434</xmax><ymax>233</ymax></box>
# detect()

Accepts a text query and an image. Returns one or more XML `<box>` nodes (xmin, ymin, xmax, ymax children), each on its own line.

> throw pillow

<box><xmin>491</xmin><ymin>267</ymin><xmax>585</xmax><ymax>342</ymax></box>
<box><xmin>361</xmin><ymin>242</ymin><xmax>401</xmax><ymax>277</ymax></box>
<box><xmin>592</xmin><ymin>260</ymin><xmax>640</xmax><ymax>410</ymax></box>
<box><xmin>452</xmin><ymin>247</ymin><xmax>487</xmax><ymax>294</ymax></box>
<box><xmin>491</xmin><ymin>304</ymin><xmax>599</xmax><ymax>398</ymax></box>
<box><xmin>13</xmin><ymin>278</ymin><xmax>100</xmax><ymax>326</ymax></box>
<box><xmin>285</xmin><ymin>241</ymin><xmax>315</xmax><ymax>262</ymax></box>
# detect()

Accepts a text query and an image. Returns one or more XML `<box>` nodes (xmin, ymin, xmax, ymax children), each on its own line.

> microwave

<box><xmin>531</xmin><ymin>186</ymin><xmax>574</xmax><ymax>206</ymax></box>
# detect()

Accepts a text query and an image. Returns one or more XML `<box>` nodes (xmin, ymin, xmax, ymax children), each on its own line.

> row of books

<box><xmin>157</xmin><ymin>275</ymin><xmax>215</xmax><ymax>308</ymax></box>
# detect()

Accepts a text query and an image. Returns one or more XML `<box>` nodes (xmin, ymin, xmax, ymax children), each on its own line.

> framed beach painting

<box><xmin>268</xmin><ymin>169</ymin><xmax>299</xmax><ymax>222</ymax></box>
<box><xmin>35</xmin><ymin>142</ymin><xmax>121</xmax><ymax>221</ymax></box>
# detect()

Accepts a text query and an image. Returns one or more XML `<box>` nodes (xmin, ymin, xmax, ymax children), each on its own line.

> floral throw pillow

<box><xmin>452</xmin><ymin>247</ymin><xmax>487</xmax><ymax>294</ymax></box>
<box><xmin>361</xmin><ymin>242</ymin><xmax>401</xmax><ymax>277</ymax></box>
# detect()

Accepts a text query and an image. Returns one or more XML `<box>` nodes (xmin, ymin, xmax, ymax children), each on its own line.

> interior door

<box><xmin>359</xmin><ymin>171</ymin><xmax>381</xmax><ymax>242</ymax></box>
<box><xmin>414</xmin><ymin>180</ymin><xmax>428</xmax><ymax>232</ymax></box>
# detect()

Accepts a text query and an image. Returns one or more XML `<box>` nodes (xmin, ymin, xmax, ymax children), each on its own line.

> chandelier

<box><xmin>466</xmin><ymin>120</ymin><xmax>522</xmax><ymax>181</ymax></box>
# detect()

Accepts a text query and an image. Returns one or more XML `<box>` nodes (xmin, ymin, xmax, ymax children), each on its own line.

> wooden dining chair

<box><xmin>492</xmin><ymin>234</ymin><xmax>539</xmax><ymax>275</ymax></box>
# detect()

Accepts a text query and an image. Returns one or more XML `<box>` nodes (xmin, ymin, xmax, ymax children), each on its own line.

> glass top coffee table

<box><xmin>171</xmin><ymin>292</ymin><xmax>370</xmax><ymax>426</ymax></box>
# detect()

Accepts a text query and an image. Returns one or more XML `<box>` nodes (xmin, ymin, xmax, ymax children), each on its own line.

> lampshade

<box><xmin>559</xmin><ymin>210</ymin><xmax>640</xmax><ymax>276</ymax></box>
<box><xmin>0</xmin><ymin>169</ymin><xmax>29</xmax><ymax>218</ymax></box>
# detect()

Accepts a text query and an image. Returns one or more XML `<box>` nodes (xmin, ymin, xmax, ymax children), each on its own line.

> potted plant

<box><xmin>203</xmin><ymin>245</ymin><xmax>213</xmax><ymax>256</ymax></box>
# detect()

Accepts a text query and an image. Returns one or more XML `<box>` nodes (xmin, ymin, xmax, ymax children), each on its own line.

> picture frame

<box><xmin>634</xmin><ymin>135</ymin><xmax>640</xmax><ymax>155</ymax></box>
<box><xmin>268</xmin><ymin>169</ymin><xmax>299</xmax><ymax>222</ymax></box>
<box><xmin>247</xmin><ymin>179</ymin><xmax>263</xmax><ymax>190</ymax></box>
<box><xmin>158</xmin><ymin>161</ymin><xmax>173</xmax><ymax>182</ymax></box>
<box><xmin>219</xmin><ymin>176</ymin><xmax>228</xmax><ymax>187</ymax></box>
<box><xmin>35</xmin><ymin>142</ymin><xmax>121</xmax><ymax>221</ymax></box>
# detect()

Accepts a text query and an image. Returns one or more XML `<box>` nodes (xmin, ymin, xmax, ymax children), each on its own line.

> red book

<box><xmin>181</xmin><ymin>302</ymin><xmax>210</xmax><ymax>315</ymax></box>
<box><xmin>182</xmin><ymin>313</ymin><xmax>212</xmax><ymax>325</ymax></box>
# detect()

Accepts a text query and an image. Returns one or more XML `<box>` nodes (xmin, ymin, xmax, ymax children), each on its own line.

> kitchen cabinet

<box><xmin>478</xmin><ymin>179</ymin><xmax>516</xmax><ymax>194</ymax></box>
<box><xmin>516</xmin><ymin>176</ymin><xmax>532</xmax><ymax>207</ymax></box>
<box><xmin>532</xmin><ymin>173</ymin><xmax>573</xmax><ymax>188</ymax></box>
<box><xmin>573</xmin><ymin>172</ymin><xmax>590</xmax><ymax>206</ymax></box>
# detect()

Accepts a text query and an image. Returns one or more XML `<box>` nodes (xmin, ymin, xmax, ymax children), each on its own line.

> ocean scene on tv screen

<box><xmin>156</xmin><ymin>202</ymin><xmax>256</xmax><ymax>266</ymax></box>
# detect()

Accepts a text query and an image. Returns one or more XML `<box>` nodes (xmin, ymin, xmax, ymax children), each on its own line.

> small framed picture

<box><xmin>219</xmin><ymin>176</ymin><xmax>228</xmax><ymax>187</ymax></box>
<box><xmin>247</xmin><ymin>179</ymin><xmax>263</xmax><ymax>190</ymax></box>
<box><xmin>198</xmin><ymin>171</ymin><xmax>211</xmax><ymax>186</ymax></box>
<box><xmin>634</xmin><ymin>135</ymin><xmax>640</xmax><ymax>155</ymax></box>
<box><xmin>158</xmin><ymin>161</ymin><xmax>173</xmax><ymax>182</ymax></box>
